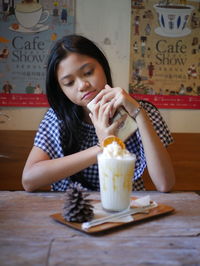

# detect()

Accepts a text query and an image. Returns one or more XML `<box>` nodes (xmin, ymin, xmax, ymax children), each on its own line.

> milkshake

<box><xmin>97</xmin><ymin>138</ymin><xmax>136</xmax><ymax>211</ymax></box>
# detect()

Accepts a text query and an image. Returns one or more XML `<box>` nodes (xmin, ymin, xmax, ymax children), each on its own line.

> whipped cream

<box><xmin>101</xmin><ymin>141</ymin><xmax>133</xmax><ymax>159</ymax></box>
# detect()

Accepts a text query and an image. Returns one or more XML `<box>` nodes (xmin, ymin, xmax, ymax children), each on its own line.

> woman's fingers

<box><xmin>99</xmin><ymin>102</ymin><xmax>112</xmax><ymax>126</ymax></box>
<box><xmin>110</xmin><ymin>113</ymin><xmax>128</xmax><ymax>132</ymax></box>
<box><xmin>92</xmin><ymin>84</ymin><xmax>114</xmax><ymax>104</ymax></box>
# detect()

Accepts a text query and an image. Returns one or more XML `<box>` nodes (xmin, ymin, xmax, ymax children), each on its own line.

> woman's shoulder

<box><xmin>137</xmin><ymin>100</ymin><xmax>173</xmax><ymax>146</ymax></box>
<box><xmin>44</xmin><ymin>108</ymin><xmax>58</xmax><ymax>120</ymax></box>
<box><xmin>138</xmin><ymin>99</ymin><xmax>158</xmax><ymax>111</ymax></box>
<box><xmin>138</xmin><ymin>99</ymin><xmax>162</xmax><ymax>120</ymax></box>
<box><xmin>35</xmin><ymin>108</ymin><xmax>64</xmax><ymax>158</ymax></box>
<box><xmin>37</xmin><ymin>108</ymin><xmax>63</xmax><ymax>134</ymax></box>
<box><xmin>42</xmin><ymin>108</ymin><xmax>62</xmax><ymax>125</ymax></box>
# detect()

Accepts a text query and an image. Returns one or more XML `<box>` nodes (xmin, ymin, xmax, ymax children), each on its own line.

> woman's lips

<box><xmin>82</xmin><ymin>90</ymin><xmax>97</xmax><ymax>100</ymax></box>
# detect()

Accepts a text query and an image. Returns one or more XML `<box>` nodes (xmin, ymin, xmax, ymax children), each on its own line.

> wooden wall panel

<box><xmin>143</xmin><ymin>133</ymin><xmax>200</xmax><ymax>191</ymax></box>
<box><xmin>0</xmin><ymin>130</ymin><xmax>49</xmax><ymax>191</ymax></box>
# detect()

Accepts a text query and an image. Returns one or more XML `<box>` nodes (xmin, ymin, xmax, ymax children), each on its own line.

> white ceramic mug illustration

<box><xmin>15</xmin><ymin>2</ymin><xmax>49</xmax><ymax>29</ymax></box>
<box><xmin>154</xmin><ymin>4</ymin><xmax>194</xmax><ymax>37</ymax></box>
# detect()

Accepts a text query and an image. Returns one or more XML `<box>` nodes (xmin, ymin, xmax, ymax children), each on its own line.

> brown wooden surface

<box><xmin>143</xmin><ymin>133</ymin><xmax>200</xmax><ymax>191</ymax></box>
<box><xmin>0</xmin><ymin>191</ymin><xmax>199</xmax><ymax>265</ymax></box>
<box><xmin>0</xmin><ymin>130</ymin><xmax>50</xmax><ymax>191</ymax></box>
<box><xmin>0</xmin><ymin>130</ymin><xmax>200</xmax><ymax>191</ymax></box>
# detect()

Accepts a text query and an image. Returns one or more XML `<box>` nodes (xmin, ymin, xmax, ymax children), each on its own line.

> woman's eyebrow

<box><xmin>79</xmin><ymin>63</ymin><xmax>93</xmax><ymax>71</ymax></box>
<box><xmin>60</xmin><ymin>74</ymin><xmax>71</xmax><ymax>81</ymax></box>
<box><xmin>60</xmin><ymin>63</ymin><xmax>93</xmax><ymax>81</ymax></box>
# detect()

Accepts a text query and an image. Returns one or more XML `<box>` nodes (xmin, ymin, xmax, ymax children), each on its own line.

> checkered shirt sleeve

<box><xmin>139</xmin><ymin>101</ymin><xmax>173</xmax><ymax>147</ymax></box>
<box><xmin>34</xmin><ymin>109</ymin><xmax>64</xmax><ymax>159</ymax></box>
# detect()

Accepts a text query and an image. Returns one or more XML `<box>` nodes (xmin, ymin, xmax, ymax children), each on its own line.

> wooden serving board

<box><xmin>50</xmin><ymin>201</ymin><xmax>174</xmax><ymax>234</ymax></box>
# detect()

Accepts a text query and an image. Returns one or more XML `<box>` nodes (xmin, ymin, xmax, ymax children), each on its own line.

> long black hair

<box><xmin>46</xmin><ymin>34</ymin><xmax>113</xmax><ymax>155</ymax></box>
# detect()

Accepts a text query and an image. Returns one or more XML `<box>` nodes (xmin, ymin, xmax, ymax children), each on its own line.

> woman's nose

<box><xmin>78</xmin><ymin>79</ymin><xmax>90</xmax><ymax>91</ymax></box>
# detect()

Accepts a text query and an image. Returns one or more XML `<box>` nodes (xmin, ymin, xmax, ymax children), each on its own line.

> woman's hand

<box><xmin>92</xmin><ymin>84</ymin><xmax>140</xmax><ymax>118</ymax></box>
<box><xmin>89</xmin><ymin>95</ymin><xmax>127</xmax><ymax>143</ymax></box>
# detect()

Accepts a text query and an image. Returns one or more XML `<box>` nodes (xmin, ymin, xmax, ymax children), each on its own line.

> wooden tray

<box><xmin>50</xmin><ymin>200</ymin><xmax>174</xmax><ymax>234</ymax></box>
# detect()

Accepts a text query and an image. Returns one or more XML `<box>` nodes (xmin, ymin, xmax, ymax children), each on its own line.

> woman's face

<box><xmin>57</xmin><ymin>52</ymin><xmax>107</xmax><ymax>107</ymax></box>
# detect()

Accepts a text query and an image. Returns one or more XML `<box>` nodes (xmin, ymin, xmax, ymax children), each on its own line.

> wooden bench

<box><xmin>0</xmin><ymin>130</ymin><xmax>199</xmax><ymax>191</ymax></box>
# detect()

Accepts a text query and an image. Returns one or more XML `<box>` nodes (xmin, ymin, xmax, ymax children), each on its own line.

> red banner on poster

<box><xmin>0</xmin><ymin>93</ymin><xmax>49</xmax><ymax>107</ymax></box>
<box><xmin>131</xmin><ymin>94</ymin><xmax>200</xmax><ymax>109</ymax></box>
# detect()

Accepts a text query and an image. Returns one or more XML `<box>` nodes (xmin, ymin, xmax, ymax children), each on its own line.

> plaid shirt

<box><xmin>34</xmin><ymin>101</ymin><xmax>173</xmax><ymax>191</ymax></box>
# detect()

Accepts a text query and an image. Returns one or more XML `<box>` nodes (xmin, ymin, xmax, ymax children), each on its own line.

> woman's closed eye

<box><xmin>62</xmin><ymin>68</ymin><xmax>94</xmax><ymax>87</ymax></box>
<box><xmin>84</xmin><ymin>68</ymin><xmax>94</xmax><ymax>77</ymax></box>
<box><xmin>64</xmin><ymin>80</ymin><xmax>74</xmax><ymax>87</ymax></box>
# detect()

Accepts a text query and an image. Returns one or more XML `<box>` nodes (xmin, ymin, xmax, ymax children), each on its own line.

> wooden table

<box><xmin>0</xmin><ymin>191</ymin><xmax>200</xmax><ymax>265</ymax></box>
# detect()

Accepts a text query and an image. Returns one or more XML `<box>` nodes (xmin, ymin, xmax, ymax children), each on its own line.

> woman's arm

<box><xmin>22</xmin><ymin>145</ymin><xmax>101</xmax><ymax>192</ymax></box>
<box><xmin>135</xmin><ymin>108</ymin><xmax>175</xmax><ymax>192</ymax></box>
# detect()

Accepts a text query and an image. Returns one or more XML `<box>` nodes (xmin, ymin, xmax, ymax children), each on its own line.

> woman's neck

<box><xmin>83</xmin><ymin>108</ymin><xmax>93</xmax><ymax>125</ymax></box>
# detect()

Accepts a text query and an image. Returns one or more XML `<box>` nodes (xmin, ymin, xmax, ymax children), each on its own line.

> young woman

<box><xmin>22</xmin><ymin>34</ymin><xmax>175</xmax><ymax>192</ymax></box>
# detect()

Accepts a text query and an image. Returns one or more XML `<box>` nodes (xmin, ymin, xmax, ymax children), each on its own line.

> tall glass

<box><xmin>97</xmin><ymin>153</ymin><xmax>136</xmax><ymax>212</ymax></box>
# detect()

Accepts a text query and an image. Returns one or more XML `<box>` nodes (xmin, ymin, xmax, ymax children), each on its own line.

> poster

<box><xmin>129</xmin><ymin>0</ymin><xmax>200</xmax><ymax>109</ymax></box>
<box><xmin>0</xmin><ymin>0</ymin><xmax>75</xmax><ymax>107</ymax></box>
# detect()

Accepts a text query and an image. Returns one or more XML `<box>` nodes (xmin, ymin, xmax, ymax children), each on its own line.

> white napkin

<box><xmin>131</xmin><ymin>195</ymin><xmax>158</xmax><ymax>208</ymax></box>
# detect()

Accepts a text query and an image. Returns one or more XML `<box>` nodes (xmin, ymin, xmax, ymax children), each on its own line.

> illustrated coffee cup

<box><xmin>15</xmin><ymin>3</ymin><xmax>49</xmax><ymax>29</ymax></box>
<box><xmin>153</xmin><ymin>4</ymin><xmax>194</xmax><ymax>37</ymax></box>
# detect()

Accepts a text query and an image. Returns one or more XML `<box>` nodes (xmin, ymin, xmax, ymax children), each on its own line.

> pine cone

<box><xmin>63</xmin><ymin>182</ymin><xmax>94</xmax><ymax>223</ymax></box>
